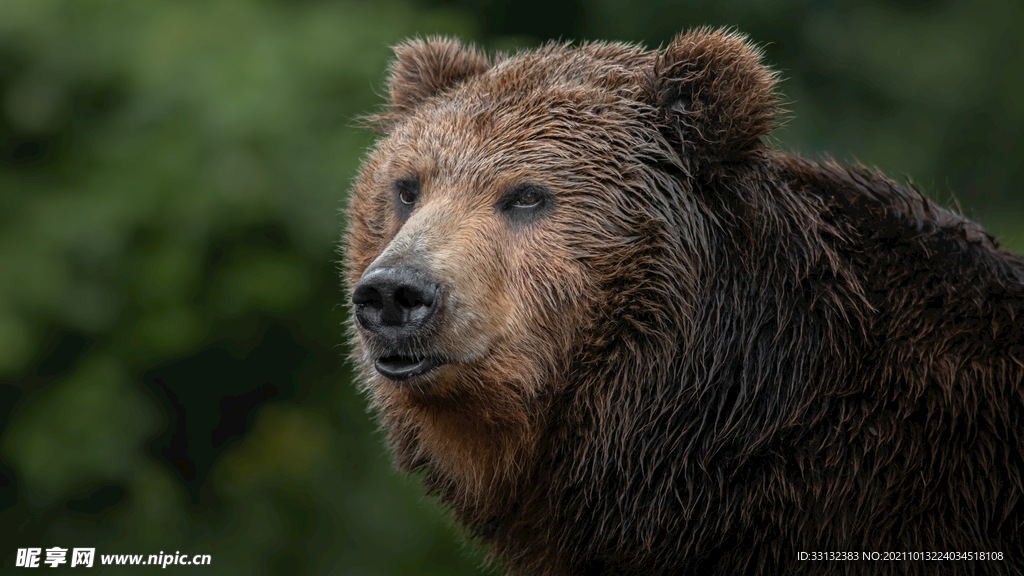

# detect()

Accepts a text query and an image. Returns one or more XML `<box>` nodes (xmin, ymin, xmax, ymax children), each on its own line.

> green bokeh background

<box><xmin>1</xmin><ymin>0</ymin><xmax>1021</xmax><ymax>574</ymax></box>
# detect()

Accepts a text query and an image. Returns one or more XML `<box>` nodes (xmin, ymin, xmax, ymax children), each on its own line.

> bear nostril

<box><xmin>352</xmin><ymin>285</ymin><xmax>384</xmax><ymax>309</ymax></box>
<box><xmin>395</xmin><ymin>287</ymin><xmax>416</xmax><ymax>308</ymax></box>
<box><xmin>394</xmin><ymin>286</ymin><xmax>433</xmax><ymax>309</ymax></box>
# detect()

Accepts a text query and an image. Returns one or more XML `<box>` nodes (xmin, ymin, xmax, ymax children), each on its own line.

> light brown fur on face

<box><xmin>344</xmin><ymin>28</ymin><xmax>1023</xmax><ymax>576</ymax></box>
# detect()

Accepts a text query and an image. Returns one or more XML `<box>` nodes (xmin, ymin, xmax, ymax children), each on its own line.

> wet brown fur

<box><xmin>344</xmin><ymin>29</ymin><xmax>1024</xmax><ymax>575</ymax></box>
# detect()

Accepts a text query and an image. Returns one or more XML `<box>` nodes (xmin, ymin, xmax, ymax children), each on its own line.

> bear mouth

<box><xmin>375</xmin><ymin>354</ymin><xmax>444</xmax><ymax>381</ymax></box>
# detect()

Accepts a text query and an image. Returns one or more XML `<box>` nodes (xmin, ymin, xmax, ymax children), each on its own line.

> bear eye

<box><xmin>511</xmin><ymin>188</ymin><xmax>542</xmax><ymax>209</ymax></box>
<box><xmin>496</xmin><ymin>183</ymin><xmax>554</xmax><ymax>227</ymax></box>
<box><xmin>393</xmin><ymin>177</ymin><xmax>420</xmax><ymax>222</ymax></box>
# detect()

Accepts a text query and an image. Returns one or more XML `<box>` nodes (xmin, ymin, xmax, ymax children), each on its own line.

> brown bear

<box><xmin>343</xmin><ymin>28</ymin><xmax>1024</xmax><ymax>576</ymax></box>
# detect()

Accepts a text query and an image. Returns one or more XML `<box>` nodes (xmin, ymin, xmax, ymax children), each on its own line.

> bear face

<box><xmin>344</xmin><ymin>28</ymin><xmax>1024</xmax><ymax>576</ymax></box>
<box><xmin>345</xmin><ymin>31</ymin><xmax>781</xmax><ymax>495</ymax></box>
<box><xmin>348</xmin><ymin>37</ymin><xmax>683</xmax><ymax>491</ymax></box>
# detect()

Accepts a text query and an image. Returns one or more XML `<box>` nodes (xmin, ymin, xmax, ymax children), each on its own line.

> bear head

<box><xmin>344</xmin><ymin>28</ymin><xmax>781</xmax><ymax>503</ymax></box>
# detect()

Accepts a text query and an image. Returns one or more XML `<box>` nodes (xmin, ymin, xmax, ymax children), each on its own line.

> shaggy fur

<box><xmin>344</xmin><ymin>28</ymin><xmax>1024</xmax><ymax>575</ymax></box>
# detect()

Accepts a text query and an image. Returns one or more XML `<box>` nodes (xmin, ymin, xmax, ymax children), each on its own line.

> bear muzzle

<box><xmin>352</xmin><ymin>265</ymin><xmax>446</xmax><ymax>381</ymax></box>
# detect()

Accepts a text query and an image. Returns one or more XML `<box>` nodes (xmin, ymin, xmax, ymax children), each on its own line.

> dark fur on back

<box><xmin>346</xmin><ymin>28</ymin><xmax>1024</xmax><ymax>576</ymax></box>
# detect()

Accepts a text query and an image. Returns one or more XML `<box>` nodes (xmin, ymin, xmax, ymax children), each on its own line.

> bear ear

<box><xmin>382</xmin><ymin>37</ymin><xmax>490</xmax><ymax>120</ymax></box>
<box><xmin>647</xmin><ymin>28</ymin><xmax>781</xmax><ymax>167</ymax></box>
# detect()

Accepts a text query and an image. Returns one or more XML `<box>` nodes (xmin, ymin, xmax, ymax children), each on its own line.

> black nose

<box><xmin>352</xmin><ymin>266</ymin><xmax>440</xmax><ymax>338</ymax></box>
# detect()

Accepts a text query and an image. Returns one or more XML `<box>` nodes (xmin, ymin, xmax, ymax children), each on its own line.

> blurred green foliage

<box><xmin>1</xmin><ymin>0</ymin><xmax>1020</xmax><ymax>574</ymax></box>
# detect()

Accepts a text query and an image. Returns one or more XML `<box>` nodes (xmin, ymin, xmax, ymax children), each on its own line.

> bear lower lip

<box><xmin>375</xmin><ymin>355</ymin><xmax>443</xmax><ymax>381</ymax></box>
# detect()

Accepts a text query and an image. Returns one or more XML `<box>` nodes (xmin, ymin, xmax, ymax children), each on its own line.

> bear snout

<box><xmin>352</xmin><ymin>265</ymin><xmax>446</xmax><ymax>381</ymax></box>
